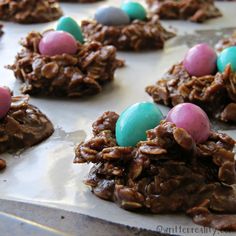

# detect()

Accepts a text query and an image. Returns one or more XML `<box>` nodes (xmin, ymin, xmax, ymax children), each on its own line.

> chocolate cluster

<box><xmin>146</xmin><ymin>0</ymin><xmax>222</xmax><ymax>23</ymax></box>
<box><xmin>81</xmin><ymin>15</ymin><xmax>175</xmax><ymax>51</ymax></box>
<box><xmin>0</xmin><ymin>0</ymin><xmax>62</xmax><ymax>24</ymax></box>
<box><xmin>9</xmin><ymin>32</ymin><xmax>123</xmax><ymax>97</ymax></box>
<box><xmin>0</xmin><ymin>95</ymin><xmax>54</xmax><ymax>169</ymax></box>
<box><xmin>146</xmin><ymin>64</ymin><xmax>236</xmax><ymax>123</ymax></box>
<box><xmin>74</xmin><ymin>111</ymin><xmax>236</xmax><ymax>231</ymax></box>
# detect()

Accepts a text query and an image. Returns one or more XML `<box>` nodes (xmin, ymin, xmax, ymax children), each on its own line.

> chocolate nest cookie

<box><xmin>0</xmin><ymin>95</ymin><xmax>54</xmax><ymax>169</ymax></box>
<box><xmin>9</xmin><ymin>31</ymin><xmax>123</xmax><ymax>97</ymax></box>
<box><xmin>146</xmin><ymin>64</ymin><xmax>236</xmax><ymax>123</ymax></box>
<box><xmin>0</xmin><ymin>0</ymin><xmax>63</xmax><ymax>24</ymax></box>
<box><xmin>74</xmin><ymin>111</ymin><xmax>236</xmax><ymax>231</ymax></box>
<box><xmin>81</xmin><ymin>15</ymin><xmax>175</xmax><ymax>51</ymax></box>
<box><xmin>146</xmin><ymin>0</ymin><xmax>222</xmax><ymax>23</ymax></box>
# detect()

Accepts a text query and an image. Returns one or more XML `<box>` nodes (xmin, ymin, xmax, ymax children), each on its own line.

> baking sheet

<box><xmin>0</xmin><ymin>1</ymin><xmax>236</xmax><ymax>236</ymax></box>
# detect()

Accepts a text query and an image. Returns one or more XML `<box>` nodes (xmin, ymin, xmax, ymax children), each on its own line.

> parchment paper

<box><xmin>0</xmin><ymin>1</ymin><xmax>235</xmax><ymax>235</ymax></box>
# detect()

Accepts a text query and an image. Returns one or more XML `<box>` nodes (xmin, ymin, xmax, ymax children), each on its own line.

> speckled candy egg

<box><xmin>0</xmin><ymin>87</ymin><xmax>11</xmax><ymax>119</ymax></box>
<box><xmin>217</xmin><ymin>46</ymin><xmax>236</xmax><ymax>72</ymax></box>
<box><xmin>116</xmin><ymin>102</ymin><xmax>164</xmax><ymax>147</ymax></box>
<box><xmin>95</xmin><ymin>6</ymin><xmax>130</xmax><ymax>26</ymax></box>
<box><xmin>56</xmin><ymin>16</ymin><xmax>84</xmax><ymax>43</ymax></box>
<box><xmin>183</xmin><ymin>43</ymin><xmax>217</xmax><ymax>77</ymax></box>
<box><xmin>39</xmin><ymin>31</ymin><xmax>77</xmax><ymax>56</ymax></box>
<box><xmin>121</xmin><ymin>1</ymin><xmax>147</xmax><ymax>21</ymax></box>
<box><xmin>166</xmin><ymin>103</ymin><xmax>210</xmax><ymax>144</ymax></box>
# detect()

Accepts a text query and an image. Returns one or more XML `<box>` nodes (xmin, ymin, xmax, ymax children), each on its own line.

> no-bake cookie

<box><xmin>146</xmin><ymin>0</ymin><xmax>222</xmax><ymax>23</ymax></box>
<box><xmin>0</xmin><ymin>88</ymin><xmax>54</xmax><ymax>169</ymax></box>
<box><xmin>81</xmin><ymin>3</ymin><xmax>175</xmax><ymax>51</ymax></box>
<box><xmin>74</xmin><ymin>109</ymin><xmax>236</xmax><ymax>231</ymax></box>
<box><xmin>146</xmin><ymin>43</ymin><xmax>236</xmax><ymax>123</ymax></box>
<box><xmin>9</xmin><ymin>31</ymin><xmax>123</xmax><ymax>97</ymax></box>
<box><xmin>0</xmin><ymin>0</ymin><xmax>63</xmax><ymax>24</ymax></box>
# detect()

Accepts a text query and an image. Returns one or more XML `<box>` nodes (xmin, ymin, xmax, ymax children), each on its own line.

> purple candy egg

<box><xmin>166</xmin><ymin>103</ymin><xmax>210</xmax><ymax>144</ymax></box>
<box><xmin>183</xmin><ymin>43</ymin><xmax>217</xmax><ymax>77</ymax></box>
<box><xmin>0</xmin><ymin>87</ymin><xmax>11</xmax><ymax>119</ymax></box>
<box><xmin>39</xmin><ymin>31</ymin><xmax>77</xmax><ymax>56</ymax></box>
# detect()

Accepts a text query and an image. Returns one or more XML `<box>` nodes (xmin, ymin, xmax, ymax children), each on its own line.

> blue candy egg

<box><xmin>116</xmin><ymin>102</ymin><xmax>164</xmax><ymax>147</ymax></box>
<box><xmin>217</xmin><ymin>46</ymin><xmax>236</xmax><ymax>72</ymax></box>
<box><xmin>95</xmin><ymin>6</ymin><xmax>130</xmax><ymax>26</ymax></box>
<box><xmin>56</xmin><ymin>16</ymin><xmax>84</xmax><ymax>44</ymax></box>
<box><xmin>121</xmin><ymin>2</ymin><xmax>147</xmax><ymax>21</ymax></box>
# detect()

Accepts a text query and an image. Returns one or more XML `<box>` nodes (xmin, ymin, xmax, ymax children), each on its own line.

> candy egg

<box><xmin>116</xmin><ymin>102</ymin><xmax>164</xmax><ymax>147</ymax></box>
<box><xmin>95</xmin><ymin>6</ymin><xmax>130</xmax><ymax>26</ymax></box>
<box><xmin>217</xmin><ymin>46</ymin><xmax>236</xmax><ymax>72</ymax></box>
<box><xmin>0</xmin><ymin>87</ymin><xmax>11</xmax><ymax>119</ymax></box>
<box><xmin>166</xmin><ymin>103</ymin><xmax>210</xmax><ymax>144</ymax></box>
<box><xmin>56</xmin><ymin>16</ymin><xmax>84</xmax><ymax>44</ymax></box>
<box><xmin>183</xmin><ymin>43</ymin><xmax>217</xmax><ymax>77</ymax></box>
<box><xmin>39</xmin><ymin>31</ymin><xmax>77</xmax><ymax>56</ymax></box>
<box><xmin>121</xmin><ymin>1</ymin><xmax>147</xmax><ymax>21</ymax></box>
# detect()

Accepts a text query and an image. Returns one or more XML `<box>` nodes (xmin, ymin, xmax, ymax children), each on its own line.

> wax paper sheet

<box><xmin>0</xmin><ymin>1</ymin><xmax>235</xmax><ymax>235</ymax></box>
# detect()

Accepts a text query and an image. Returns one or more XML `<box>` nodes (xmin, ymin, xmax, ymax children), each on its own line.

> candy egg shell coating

<box><xmin>56</xmin><ymin>16</ymin><xmax>84</xmax><ymax>43</ymax></box>
<box><xmin>183</xmin><ymin>43</ymin><xmax>217</xmax><ymax>77</ymax></box>
<box><xmin>39</xmin><ymin>31</ymin><xmax>78</xmax><ymax>56</ymax></box>
<box><xmin>95</xmin><ymin>6</ymin><xmax>130</xmax><ymax>26</ymax></box>
<box><xmin>166</xmin><ymin>103</ymin><xmax>211</xmax><ymax>144</ymax></box>
<box><xmin>121</xmin><ymin>2</ymin><xmax>147</xmax><ymax>21</ymax></box>
<box><xmin>217</xmin><ymin>46</ymin><xmax>236</xmax><ymax>72</ymax></box>
<box><xmin>116</xmin><ymin>102</ymin><xmax>164</xmax><ymax>147</ymax></box>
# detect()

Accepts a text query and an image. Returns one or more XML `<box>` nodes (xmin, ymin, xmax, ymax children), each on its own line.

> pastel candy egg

<box><xmin>183</xmin><ymin>43</ymin><xmax>217</xmax><ymax>77</ymax></box>
<box><xmin>217</xmin><ymin>46</ymin><xmax>236</xmax><ymax>72</ymax></box>
<box><xmin>56</xmin><ymin>16</ymin><xmax>84</xmax><ymax>44</ymax></box>
<box><xmin>0</xmin><ymin>87</ymin><xmax>11</xmax><ymax>119</ymax></box>
<box><xmin>116</xmin><ymin>102</ymin><xmax>164</xmax><ymax>147</ymax></box>
<box><xmin>121</xmin><ymin>2</ymin><xmax>147</xmax><ymax>21</ymax></box>
<box><xmin>95</xmin><ymin>6</ymin><xmax>130</xmax><ymax>26</ymax></box>
<box><xmin>166</xmin><ymin>103</ymin><xmax>210</xmax><ymax>144</ymax></box>
<box><xmin>39</xmin><ymin>31</ymin><xmax>77</xmax><ymax>56</ymax></box>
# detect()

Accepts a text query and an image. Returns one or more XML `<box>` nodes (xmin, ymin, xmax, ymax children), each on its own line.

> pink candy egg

<box><xmin>0</xmin><ymin>87</ymin><xmax>11</xmax><ymax>119</ymax></box>
<box><xmin>166</xmin><ymin>103</ymin><xmax>210</xmax><ymax>144</ymax></box>
<box><xmin>39</xmin><ymin>31</ymin><xmax>77</xmax><ymax>56</ymax></box>
<box><xmin>183</xmin><ymin>43</ymin><xmax>217</xmax><ymax>77</ymax></box>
